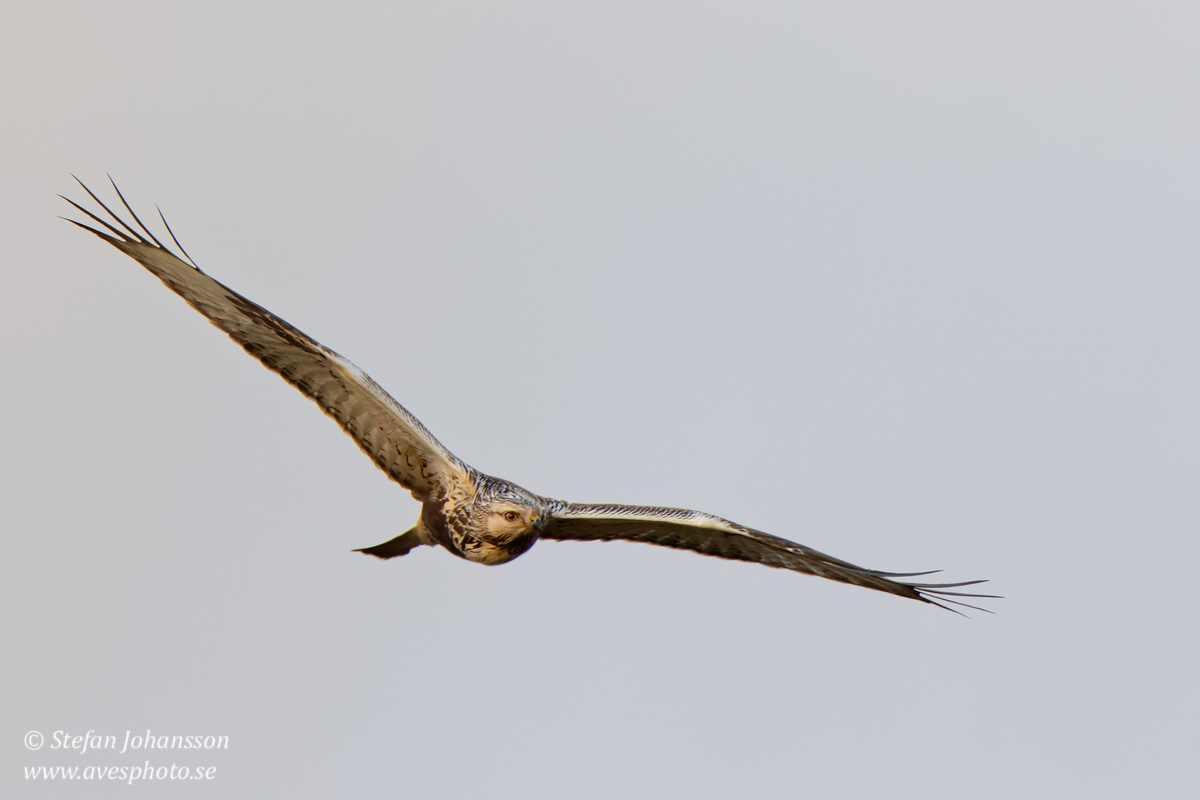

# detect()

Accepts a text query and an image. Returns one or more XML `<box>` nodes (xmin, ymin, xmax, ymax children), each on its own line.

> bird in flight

<box><xmin>63</xmin><ymin>178</ymin><xmax>995</xmax><ymax>614</ymax></box>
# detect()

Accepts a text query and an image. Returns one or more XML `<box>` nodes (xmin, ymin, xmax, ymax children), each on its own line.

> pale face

<box><xmin>481</xmin><ymin>502</ymin><xmax>541</xmax><ymax>545</ymax></box>
<box><xmin>450</xmin><ymin>501</ymin><xmax>541</xmax><ymax>565</ymax></box>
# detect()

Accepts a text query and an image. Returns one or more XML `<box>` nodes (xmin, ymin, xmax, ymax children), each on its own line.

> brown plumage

<box><xmin>63</xmin><ymin>178</ymin><xmax>996</xmax><ymax>614</ymax></box>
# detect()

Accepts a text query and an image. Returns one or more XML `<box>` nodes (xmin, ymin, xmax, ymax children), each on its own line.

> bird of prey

<box><xmin>63</xmin><ymin>179</ymin><xmax>995</xmax><ymax>614</ymax></box>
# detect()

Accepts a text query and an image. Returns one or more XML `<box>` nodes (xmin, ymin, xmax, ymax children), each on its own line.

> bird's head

<box><xmin>454</xmin><ymin>475</ymin><xmax>548</xmax><ymax>565</ymax></box>
<box><xmin>481</xmin><ymin>501</ymin><xmax>543</xmax><ymax>544</ymax></box>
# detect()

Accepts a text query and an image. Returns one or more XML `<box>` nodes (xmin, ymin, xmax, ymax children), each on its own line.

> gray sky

<box><xmin>4</xmin><ymin>1</ymin><xmax>1198</xmax><ymax>797</ymax></box>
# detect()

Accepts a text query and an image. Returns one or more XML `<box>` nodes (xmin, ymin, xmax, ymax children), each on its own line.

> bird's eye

<box><xmin>503</xmin><ymin>511</ymin><xmax>520</xmax><ymax>523</ymax></box>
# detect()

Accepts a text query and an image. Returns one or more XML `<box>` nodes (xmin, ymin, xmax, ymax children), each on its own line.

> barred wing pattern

<box><xmin>62</xmin><ymin>179</ymin><xmax>470</xmax><ymax>503</ymax></box>
<box><xmin>543</xmin><ymin>503</ymin><xmax>994</xmax><ymax>612</ymax></box>
<box><xmin>64</xmin><ymin>179</ymin><xmax>994</xmax><ymax>613</ymax></box>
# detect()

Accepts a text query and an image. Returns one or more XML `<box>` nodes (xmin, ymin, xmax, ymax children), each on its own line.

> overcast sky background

<box><xmin>3</xmin><ymin>2</ymin><xmax>1198</xmax><ymax>797</ymax></box>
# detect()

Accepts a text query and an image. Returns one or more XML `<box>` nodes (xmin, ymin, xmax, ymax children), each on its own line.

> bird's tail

<box><xmin>354</xmin><ymin>527</ymin><xmax>425</xmax><ymax>560</ymax></box>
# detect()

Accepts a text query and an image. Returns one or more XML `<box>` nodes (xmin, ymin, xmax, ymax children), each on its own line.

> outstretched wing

<box><xmin>62</xmin><ymin>178</ymin><xmax>471</xmax><ymax>503</ymax></box>
<box><xmin>543</xmin><ymin>503</ymin><xmax>995</xmax><ymax>613</ymax></box>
